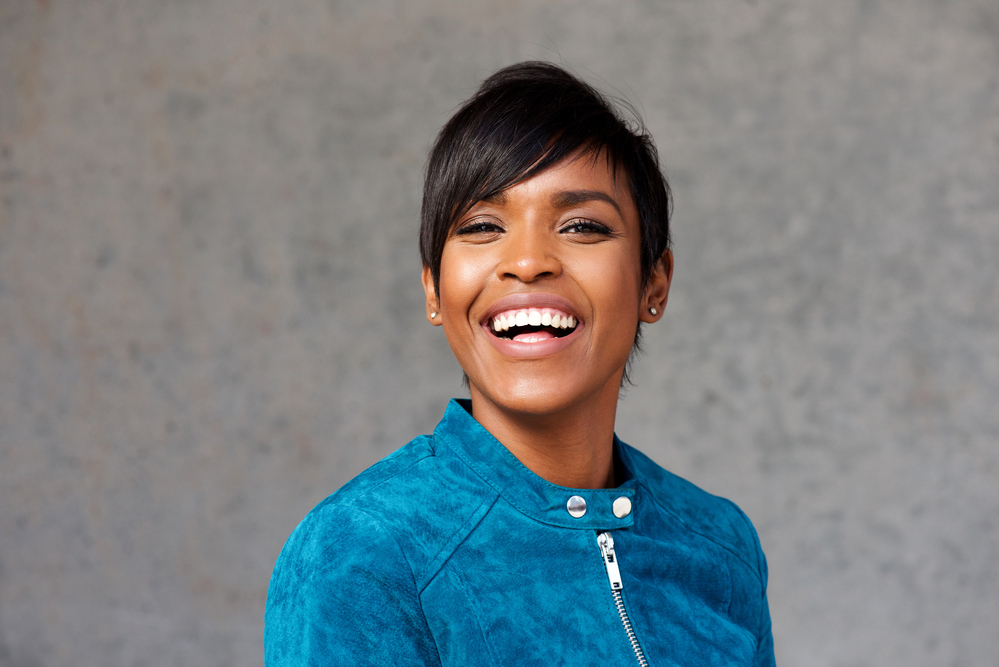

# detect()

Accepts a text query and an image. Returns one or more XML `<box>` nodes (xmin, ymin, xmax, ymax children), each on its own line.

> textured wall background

<box><xmin>1</xmin><ymin>1</ymin><xmax>997</xmax><ymax>665</ymax></box>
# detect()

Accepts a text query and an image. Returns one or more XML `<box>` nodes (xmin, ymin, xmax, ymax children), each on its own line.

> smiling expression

<box><xmin>423</xmin><ymin>151</ymin><xmax>671</xmax><ymax>419</ymax></box>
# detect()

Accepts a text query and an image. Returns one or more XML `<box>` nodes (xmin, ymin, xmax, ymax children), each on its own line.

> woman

<box><xmin>265</xmin><ymin>62</ymin><xmax>775</xmax><ymax>666</ymax></box>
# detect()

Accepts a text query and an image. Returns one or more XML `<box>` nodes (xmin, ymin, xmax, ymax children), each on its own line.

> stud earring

<box><xmin>649</xmin><ymin>307</ymin><xmax>658</xmax><ymax>315</ymax></box>
<box><xmin>430</xmin><ymin>311</ymin><xmax>438</xmax><ymax>319</ymax></box>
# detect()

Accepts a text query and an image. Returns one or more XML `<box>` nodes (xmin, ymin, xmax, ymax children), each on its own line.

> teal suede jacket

<box><xmin>265</xmin><ymin>399</ymin><xmax>775</xmax><ymax>666</ymax></box>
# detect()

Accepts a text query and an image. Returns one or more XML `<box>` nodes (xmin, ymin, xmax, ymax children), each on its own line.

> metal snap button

<box><xmin>613</xmin><ymin>496</ymin><xmax>632</xmax><ymax>518</ymax></box>
<box><xmin>566</xmin><ymin>495</ymin><xmax>587</xmax><ymax>518</ymax></box>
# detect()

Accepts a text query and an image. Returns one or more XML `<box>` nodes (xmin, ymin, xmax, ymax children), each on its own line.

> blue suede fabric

<box><xmin>265</xmin><ymin>399</ymin><xmax>776</xmax><ymax>666</ymax></box>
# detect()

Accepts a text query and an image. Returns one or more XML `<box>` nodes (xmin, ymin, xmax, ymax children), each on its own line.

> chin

<box><xmin>470</xmin><ymin>371</ymin><xmax>620</xmax><ymax>418</ymax></box>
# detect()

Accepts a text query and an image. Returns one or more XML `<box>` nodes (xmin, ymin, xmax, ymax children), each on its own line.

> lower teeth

<box><xmin>497</xmin><ymin>325</ymin><xmax>573</xmax><ymax>340</ymax></box>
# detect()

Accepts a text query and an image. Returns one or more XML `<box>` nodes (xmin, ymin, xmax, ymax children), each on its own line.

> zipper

<box><xmin>597</xmin><ymin>531</ymin><xmax>649</xmax><ymax>667</ymax></box>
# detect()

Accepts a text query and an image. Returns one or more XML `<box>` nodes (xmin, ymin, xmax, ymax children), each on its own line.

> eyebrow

<box><xmin>551</xmin><ymin>190</ymin><xmax>623</xmax><ymax>218</ymax></box>
<box><xmin>477</xmin><ymin>189</ymin><xmax>623</xmax><ymax>217</ymax></box>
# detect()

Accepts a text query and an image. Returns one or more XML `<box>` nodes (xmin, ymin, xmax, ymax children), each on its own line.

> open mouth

<box><xmin>488</xmin><ymin>308</ymin><xmax>579</xmax><ymax>342</ymax></box>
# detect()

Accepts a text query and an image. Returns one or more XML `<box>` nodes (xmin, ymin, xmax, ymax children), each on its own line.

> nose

<box><xmin>496</xmin><ymin>226</ymin><xmax>562</xmax><ymax>283</ymax></box>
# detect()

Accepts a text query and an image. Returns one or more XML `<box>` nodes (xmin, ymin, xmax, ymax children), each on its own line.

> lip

<box><xmin>479</xmin><ymin>292</ymin><xmax>584</xmax><ymax>360</ymax></box>
<box><xmin>480</xmin><ymin>292</ymin><xmax>582</xmax><ymax>326</ymax></box>
<box><xmin>483</xmin><ymin>325</ymin><xmax>583</xmax><ymax>359</ymax></box>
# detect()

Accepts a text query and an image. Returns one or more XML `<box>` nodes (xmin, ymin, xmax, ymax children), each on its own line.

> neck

<box><xmin>468</xmin><ymin>379</ymin><xmax>621</xmax><ymax>489</ymax></box>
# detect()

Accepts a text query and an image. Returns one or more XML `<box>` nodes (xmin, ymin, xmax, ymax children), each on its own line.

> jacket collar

<box><xmin>433</xmin><ymin>399</ymin><xmax>638</xmax><ymax>530</ymax></box>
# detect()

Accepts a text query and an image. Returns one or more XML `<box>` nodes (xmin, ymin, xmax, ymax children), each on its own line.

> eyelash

<box><xmin>560</xmin><ymin>219</ymin><xmax>616</xmax><ymax>236</ymax></box>
<box><xmin>454</xmin><ymin>220</ymin><xmax>503</xmax><ymax>235</ymax></box>
<box><xmin>454</xmin><ymin>219</ymin><xmax>615</xmax><ymax>237</ymax></box>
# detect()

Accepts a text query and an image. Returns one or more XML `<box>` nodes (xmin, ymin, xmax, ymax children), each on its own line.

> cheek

<box><xmin>572</xmin><ymin>249</ymin><xmax>643</xmax><ymax>313</ymax></box>
<box><xmin>438</xmin><ymin>246</ymin><xmax>491</xmax><ymax>315</ymax></box>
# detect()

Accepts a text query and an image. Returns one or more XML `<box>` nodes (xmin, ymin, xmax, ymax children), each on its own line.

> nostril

<box><xmin>498</xmin><ymin>251</ymin><xmax>561</xmax><ymax>282</ymax></box>
<box><xmin>503</xmin><ymin>270</ymin><xmax>556</xmax><ymax>282</ymax></box>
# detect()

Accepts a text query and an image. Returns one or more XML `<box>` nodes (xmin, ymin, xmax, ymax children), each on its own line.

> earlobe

<box><xmin>421</xmin><ymin>265</ymin><xmax>443</xmax><ymax>325</ymax></box>
<box><xmin>640</xmin><ymin>249</ymin><xmax>673</xmax><ymax>323</ymax></box>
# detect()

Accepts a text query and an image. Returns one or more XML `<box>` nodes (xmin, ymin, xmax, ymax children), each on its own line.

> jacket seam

<box><xmin>352</xmin><ymin>506</ymin><xmax>444</xmax><ymax>667</ymax></box>
<box><xmin>416</xmin><ymin>490</ymin><xmax>501</xmax><ymax>594</ymax></box>
<box><xmin>437</xmin><ymin>427</ymin><xmax>627</xmax><ymax>494</ymax></box>
<box><xmin>436</xmin><ymin>430</ymin><xmax>634</xmax><ymax>530</ymax></box>
<box><xmin>744</xmin><ymin>509</ymin><xmax>769</xmax><ymax>658</ymax></box>
<box><xmin>439</xmin><ymin>559</ymin><xmax>502</xmax><ymax>667</ymax></box>
<box><xmin>334</xmin><ymin>447</ymin><xmax>436</xmax><ymax>511</ymax></box>
<box><xmin>640</xmin><ymin>480</ymin><xmax>764</xmax><ymax>587</ymax></box>
<box><xmin>724</xmin><ymin>496</ymin><xmax>768</xmax><ymax>591</ymax></box>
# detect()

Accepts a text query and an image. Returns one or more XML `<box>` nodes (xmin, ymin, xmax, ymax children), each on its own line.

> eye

<box><xmin>453</xmin><ymin>219</ymin><xmax>504</xmax><ymax>236</ymax></box>
<box><xmin>559</xmin><ymin>219</ymin><xmax>616</xmax><ymax>236</ymax></box>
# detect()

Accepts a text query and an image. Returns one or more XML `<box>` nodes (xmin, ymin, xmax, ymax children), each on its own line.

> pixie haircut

<box><xmin>420</xmin><ymin>61</ymin><xmax>672</xmax><ymax>296</ymax></box>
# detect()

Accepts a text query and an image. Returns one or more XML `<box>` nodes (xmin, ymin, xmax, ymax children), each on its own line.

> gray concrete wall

<box><xmin>1</xmin><ymin>1</ymin><xmax>996</xmax><ymax>665</ymax></box>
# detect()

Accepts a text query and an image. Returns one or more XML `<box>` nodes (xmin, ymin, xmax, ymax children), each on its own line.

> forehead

<box><xmin>475</xmin><ymin>151</ymin><xmax>637</xmax><ymax>219</ymax></box>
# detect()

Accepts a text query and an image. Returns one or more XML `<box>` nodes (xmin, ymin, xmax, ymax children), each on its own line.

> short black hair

<box><xmin>420</xmin><ymin>61</ymin><xmax>672</xmax><ymax>296</ymax></box>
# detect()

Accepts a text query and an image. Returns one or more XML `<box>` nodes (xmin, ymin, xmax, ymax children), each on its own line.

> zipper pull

<box><xmin>597</xmin><ymin>531</ymin><xmax>623</xmax><ymax>591</ymax></box>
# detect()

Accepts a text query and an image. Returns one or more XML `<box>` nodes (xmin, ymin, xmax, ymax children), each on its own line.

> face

<box><xmin>423</xmin><ymin>151</ymin><xmax>672</xmax><ymax>419</ymax></box>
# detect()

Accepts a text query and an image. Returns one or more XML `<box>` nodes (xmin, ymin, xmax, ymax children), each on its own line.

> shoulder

<box><xmin>274</xmin><ymin>433</ymin><xmax>497</xmax><ymax>586</ymax></box>
<box><xmin>265</xmin><ymin>436</ymin><xmax>462</xmax><ymax>665</ymax></box>
<box><xmin>621</xmin><ymin>443</ymin><xmax>766</xmax><ymax>581</ymax></box>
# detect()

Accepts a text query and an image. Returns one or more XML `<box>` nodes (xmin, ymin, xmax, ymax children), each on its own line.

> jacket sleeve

<box><xmin>753</xmin><ymin>531</ymin><xmax>776</xmax><ymax>667</ymax></box>
<box><xmin>265</xmin><ymin>504</ymin><xmax>441</xmax><ymax>666</ymax></box>
<box><xmin>755</xmin><ymin>596</ymin><xmax>775</xmax><ymax>666</ymax></box>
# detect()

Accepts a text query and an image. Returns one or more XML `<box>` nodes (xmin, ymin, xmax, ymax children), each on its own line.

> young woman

<box><xmin>265</xmin><ymin>62</ymin><xmax>775</xmax><ymax>666</ymax></box>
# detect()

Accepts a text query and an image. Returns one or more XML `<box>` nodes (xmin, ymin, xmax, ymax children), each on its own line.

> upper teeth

<box><xmin>490</xmin><ymin>308</ymin><xmax>577</xmax><ymax>332</ymax></box>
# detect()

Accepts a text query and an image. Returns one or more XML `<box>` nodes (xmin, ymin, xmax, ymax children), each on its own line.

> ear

<box><xmin>639</xmin><ymin>249</ymin><xmax>673</xmax><ymax>323</ymax></box>
<box><xmin>421</xmin><ymin>265</ymin><xmax>443</xmax><ymax>326</ymax></box>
